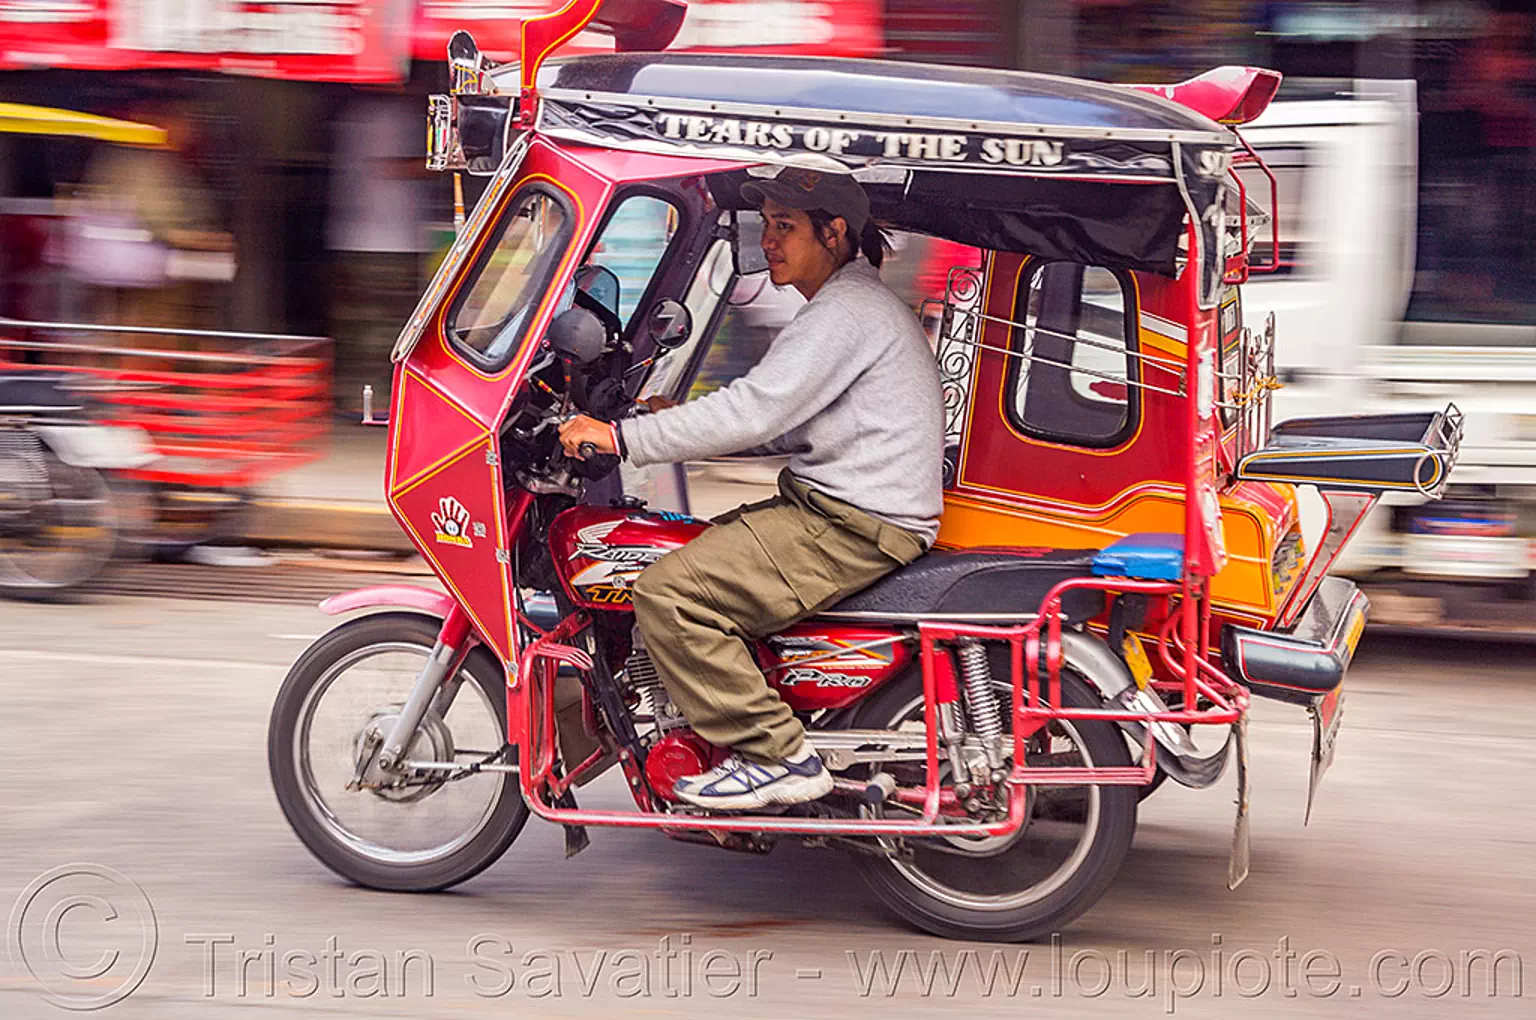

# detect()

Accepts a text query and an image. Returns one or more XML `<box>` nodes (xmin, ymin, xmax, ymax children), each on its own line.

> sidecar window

<box><xmin>1007</xmin><ymin>262</ymin><xmax>1138</xmax><ymax>448</ymax></box>
<box><xmin>451</xmin><ymin>187</ymin><xmax>573</xmax><ymax>368</ymax></box>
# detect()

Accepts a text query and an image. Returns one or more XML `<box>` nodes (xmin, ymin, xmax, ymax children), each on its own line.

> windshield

<box><xmin>451</xmin><ymin>189</ymin><xmax>571</xmax><ymax>366</ymax></box>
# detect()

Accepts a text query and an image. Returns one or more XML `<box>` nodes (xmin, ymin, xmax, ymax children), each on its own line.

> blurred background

<box><xmin>6</xmin><ymin>2</ymin><xmax>1530</xmax><ymax>395</ymax></box>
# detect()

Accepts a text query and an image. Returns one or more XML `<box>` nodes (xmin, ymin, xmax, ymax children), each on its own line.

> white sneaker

<box><xmin>672</xmin><ymin>748</ymin><xmax>834</xmax><ymax>811</ymax></box>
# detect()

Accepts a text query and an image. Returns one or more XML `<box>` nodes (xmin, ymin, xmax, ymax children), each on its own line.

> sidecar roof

<box><xmin>538</xmin><ymin>53</ymin><xmax>1232</xmax><ymax>146</ymax></box>
<box><xmin>514</xmin><ymin>53</ymin><xmax>1239</xmax><ymax>275</ymax></box>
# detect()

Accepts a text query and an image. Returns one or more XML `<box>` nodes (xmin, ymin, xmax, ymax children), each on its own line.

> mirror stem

<box><xmin>453</xmin><ymin>173</ymin><xmax>466</xmax><ymax>235</ymax></box>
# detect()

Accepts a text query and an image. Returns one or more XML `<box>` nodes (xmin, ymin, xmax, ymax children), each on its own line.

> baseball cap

<box><xmin>741</xmin><ymin>168</ymin><xmax>871</xmax><ymax>236</ymax></box>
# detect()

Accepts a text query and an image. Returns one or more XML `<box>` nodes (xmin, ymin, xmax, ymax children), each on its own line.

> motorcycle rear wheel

<box><xmin>268</xmin><ymin>612</ymin><xmax>529</xmax><ymax>892</ymax></box>
<box><xmin>844</xmin><ymin>666</ymin><xmax>1137</xmax><ymax>942</ymax></box>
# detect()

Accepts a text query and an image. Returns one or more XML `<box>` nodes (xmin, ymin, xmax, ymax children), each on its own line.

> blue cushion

<box><xmin>1091</xmin><ymin>533</ymin><xmax>1185</xmax><ymax>582</ymax></box>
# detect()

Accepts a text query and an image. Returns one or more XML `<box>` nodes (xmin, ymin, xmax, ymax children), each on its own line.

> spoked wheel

<box><xmin>267</xmin><ymin>612</ymin><xmax>529</xmax><ymax>891</ymax></box>
<box><xmin>843</xmin><ymin>667</ymin><xmax>1137</xmax><ymax>942</ymax></box>
<box><xmin>0</xmin><ymin>443</ymin><xmax>116</xmax><ymax>600</ymax></box>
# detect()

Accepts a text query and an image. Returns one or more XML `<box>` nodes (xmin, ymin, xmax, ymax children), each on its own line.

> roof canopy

<box><xmin>522</xmin><ymin>53</ymin><xmax>1238</xmax><ymax>281</ymax></box>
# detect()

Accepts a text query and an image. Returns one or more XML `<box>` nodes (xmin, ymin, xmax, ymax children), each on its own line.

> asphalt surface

<box><xmin>2</xmin><ymin>595</ymin><xmax>1532</xmax><ymax>1018</ymax></box>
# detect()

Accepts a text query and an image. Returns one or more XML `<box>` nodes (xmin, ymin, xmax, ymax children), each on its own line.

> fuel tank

<box><xmin>547</xmin><ymin>504</ymin><xmax>912</xmax><ymax>712</ymax></box>
<box><xmin>548</xmin><ymin>504</ymin><xmax>708</xmax><ymax>610</ymax></box>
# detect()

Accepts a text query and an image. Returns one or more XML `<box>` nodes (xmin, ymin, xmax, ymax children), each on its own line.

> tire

<box><xmin>268</xmin><ymin>612</ymin><xmax>529</xmax><ymax>892</ymax></box>
<box><xmin>0</xmin><ymin>451</ymin><xmax>116</xmax><ymax>601</ymax></box>
<box><xmin>843</xmin><ymin>666</ymin><xmax>1138</xmax><ymax>942</ymax></box>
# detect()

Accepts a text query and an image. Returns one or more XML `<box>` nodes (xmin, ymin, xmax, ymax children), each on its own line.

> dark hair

<box><xmin>806</xmin><ymin>208</ymin><xmax>891</xmax><ymax>269</ymax></box>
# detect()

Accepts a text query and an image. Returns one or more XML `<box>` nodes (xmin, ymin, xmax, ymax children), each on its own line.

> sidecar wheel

<box><xmin>268</xmin><ymin>612</ymin><xmax>529</xmax><ymax>892</ymax></box>
<box><xmin>844</xmin><ymin>667</ymin><xmax>1137</xmax><ymax>942</ymax></box>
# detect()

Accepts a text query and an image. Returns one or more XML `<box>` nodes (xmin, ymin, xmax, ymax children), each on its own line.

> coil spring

<box><xmin>956</xmin><ymin>639</ymin><xmax>1003</xmax><ymax>741</ymax></box>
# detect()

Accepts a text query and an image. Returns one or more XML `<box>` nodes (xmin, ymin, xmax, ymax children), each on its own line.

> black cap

<box><xmin>741</xmin><ymin>168</ymin><xmax>870</xmax><ymax>236</ymax></box>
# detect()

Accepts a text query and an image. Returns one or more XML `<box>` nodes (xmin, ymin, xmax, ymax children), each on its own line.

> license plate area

<box><xmin>1305</xmin><ymin>684</ymin><xmax>1344</xmax><ymax>823</ymax></box>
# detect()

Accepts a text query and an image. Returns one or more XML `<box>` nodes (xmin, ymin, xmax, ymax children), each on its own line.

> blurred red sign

<box><xmin>0</xmin><ymin>0</ymin><xmax>413</xmax><ymax>81</ymax></box>
<box><xmin>414</xmin><ymin>1</ymin><xmax>882</xmax><ymax>62</ymax></box>
<box><xmin>0</xmin><ymin>1</ymin><xmax>881</xmax><ymax>77</ymax></box>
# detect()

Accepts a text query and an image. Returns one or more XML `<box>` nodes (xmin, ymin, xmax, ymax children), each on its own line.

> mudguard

<box><xmin>319</xmin><ymin>585</ymin><xmax>458</xmax><ymax>618</ymax></box>
<box><xmin>1060</xmin><ymin>631</ymin><xmax>1231</xmax><ymax>789</ymax></box>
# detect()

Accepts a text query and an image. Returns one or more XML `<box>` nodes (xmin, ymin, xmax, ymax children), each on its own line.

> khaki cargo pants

<box><xmin>631</xmin><ymin>469</ymin><xmax>926</xmax><ymax>764</ymax></box>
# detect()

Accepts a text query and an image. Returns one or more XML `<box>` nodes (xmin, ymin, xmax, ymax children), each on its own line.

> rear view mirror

<box><xmin>645</xmin><ymin>298</ymin><xmax>692</xmax><ymax>351</ymax></box>
<box><xmin>447</xmin><ymin>31</ymin><xmax>494</xmax><ymax>96</ymax></box>
<box><xmin>732</xmin><ymin>211</ymin><xmax>770</xmax><ymax>277</ymax></box>
<box><xmin>574</xmin><ymin>265</ymin><xmax>621</xmax><ymax>322</ymax></box>
<box><xmin>547</xmin><ymin>307</ymin><xmax>608</xmax><ymax>365</ymax></box>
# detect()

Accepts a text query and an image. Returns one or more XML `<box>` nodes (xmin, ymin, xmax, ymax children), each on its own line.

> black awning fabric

<box><xmin>709</xmin><ymin>169</ymin><xmax>1189</xmax><ymax>276</ymax></box>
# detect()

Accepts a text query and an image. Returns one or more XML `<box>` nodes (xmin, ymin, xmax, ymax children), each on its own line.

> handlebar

<box><xmin>577</xmin><ymin>441</ymin><xmax>598</xmax><ymax>461</ymax></box>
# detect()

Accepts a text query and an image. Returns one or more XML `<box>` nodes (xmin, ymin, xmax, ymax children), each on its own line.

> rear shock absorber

<box><xmin>955</xmin><ymin>639</ymin><xmax>1008</xmax><ymax>780</ymax></box>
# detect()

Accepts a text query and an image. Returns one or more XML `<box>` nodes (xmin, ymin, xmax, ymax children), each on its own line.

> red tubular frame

<box><xmin>502</xmin><ymin>572</ymin><xmax>1246</xmax><ymax>837</ymax></box>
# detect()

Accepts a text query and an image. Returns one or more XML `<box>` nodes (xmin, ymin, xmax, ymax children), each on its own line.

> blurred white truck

<box><xmin>1242</xmin><ymin>82</ymin><xmax>1536</xmax><ymax>634</ymax></box>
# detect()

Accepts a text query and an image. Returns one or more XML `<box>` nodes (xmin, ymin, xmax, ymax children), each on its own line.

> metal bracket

<box><xmin>1227</xmin><ymin>713</ymin><xmax>1251</xmax><ymax>891</ymax></box>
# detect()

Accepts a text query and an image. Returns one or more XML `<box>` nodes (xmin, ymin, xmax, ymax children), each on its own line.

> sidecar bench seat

<box><xmin>819</xmin><ymin>549</ymin><xmax>1104</xmax><ymax>624</ymax></box>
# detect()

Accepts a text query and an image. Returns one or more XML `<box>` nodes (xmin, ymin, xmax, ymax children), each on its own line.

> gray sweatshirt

<box><xmin>620</xmin><ymin>259</ymin><xmax>944</xmax><ymax>545</ymax></box>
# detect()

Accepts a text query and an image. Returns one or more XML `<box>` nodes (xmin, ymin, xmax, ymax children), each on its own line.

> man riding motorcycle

<box><xmin>558</xmin><ymin>170</ymin><xmax>944</xmax><ymax>810</ymax></box>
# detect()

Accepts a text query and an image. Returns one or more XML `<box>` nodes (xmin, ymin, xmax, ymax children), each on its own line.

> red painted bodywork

<box><xmin>548</xmin><ymin>504</ymin><xmax>708</xmax><ymax>610</ymax></box>
<box><xmin>758</xmin><ymin>623</ymin><xmax>914</xmax><ymax>711</ymax></box>
<box><xmin>548</xmin><ymin>505</ymin><xmax>913</xmax><ymax>713</ymax></box>
<box><xmin>1128</xmin><ymin>66</ymin><xmax>1283</xmax><ymax>126</ymax></box>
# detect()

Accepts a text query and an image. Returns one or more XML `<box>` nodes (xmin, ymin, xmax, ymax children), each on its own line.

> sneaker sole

<box><xmin>675</xmin><ymin>768</ymin><xmax>834</xmax><ymax>812</ymax></box>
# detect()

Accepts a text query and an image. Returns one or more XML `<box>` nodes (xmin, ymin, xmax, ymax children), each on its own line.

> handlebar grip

<box><xmin>577</xmin><ymin>441</ymin><xmax>598</xmax><ymax>461</ymax></box>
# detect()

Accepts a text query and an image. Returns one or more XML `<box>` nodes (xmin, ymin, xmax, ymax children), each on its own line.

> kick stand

<box><xmin>551</xmin><ymin>767</ymin><xmax>591</xmax><ymax>857</ymax></box>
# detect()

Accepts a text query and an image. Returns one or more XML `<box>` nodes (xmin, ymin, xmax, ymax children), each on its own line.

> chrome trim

<box><xmin>1275</xmin><ymin>490</ymin><xmax>1375</xmax><ymax>629</ymax></box>
<box><xmin>539</xmin><ymin>86</ymin><xmax>1233</xmax><ymax>147</ymax></box>
<box><xmin>391</xmin><ymin>130</ymin><xmax>533</xmax><ymax>364</ymax></box>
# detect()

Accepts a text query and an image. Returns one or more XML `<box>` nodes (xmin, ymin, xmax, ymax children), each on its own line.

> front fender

<box><xmin>319</xmin><ymin>585</ymin><xmax>458</xmax><ymax>618</ymax></box>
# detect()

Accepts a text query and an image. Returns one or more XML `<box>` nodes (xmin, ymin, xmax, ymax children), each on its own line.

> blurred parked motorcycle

<box><xmin>0</xmin><ymin>372</ymin><xmax>157</xmax><ymax>599</ymax></box>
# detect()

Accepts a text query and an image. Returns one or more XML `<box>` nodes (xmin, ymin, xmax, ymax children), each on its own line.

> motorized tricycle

<box><xmin>268</xmin><ymin>0</ymin><xmax>1463</xmax><ymax>941</ymax></box>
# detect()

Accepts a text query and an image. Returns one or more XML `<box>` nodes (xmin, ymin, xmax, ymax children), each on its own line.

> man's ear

<box><xmin>826</xmin><ymin>216</ymin><xmax>849</xmax><ymax>252</ymax></box>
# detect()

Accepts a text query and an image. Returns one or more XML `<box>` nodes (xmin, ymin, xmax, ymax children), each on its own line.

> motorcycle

<box><xmin>267</xmin><ymin>7</ymin><xmax>1460</xmax><ymax>942</ymax></box>
<box><xmin>0</xmin><ymin>372</ymin><xmax>158</xmax><ymax>598</ymax></box>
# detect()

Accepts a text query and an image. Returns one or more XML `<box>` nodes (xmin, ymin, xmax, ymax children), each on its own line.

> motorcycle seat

<box><xmin>819</xmin><ymin>548</ymin><xmax>1104</xmax><ymax>623</ymax></box>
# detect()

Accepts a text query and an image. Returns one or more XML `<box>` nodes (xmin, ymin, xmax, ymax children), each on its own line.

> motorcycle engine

<box><xmin>645</xmin><ymin>730</ymin><xmax>728</xmax><ymax>802</ymax></box>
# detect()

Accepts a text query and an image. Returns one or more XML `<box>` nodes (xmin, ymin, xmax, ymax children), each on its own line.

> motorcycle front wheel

<box><xmin>844</xmin><ymin>666</ymin><xmax>1138</xmax><ymax>942</ymax></box>
<box><xmin>267</xmin><ymin>612</ymin><xmax>529</xmax><ymax>892</ymax></box>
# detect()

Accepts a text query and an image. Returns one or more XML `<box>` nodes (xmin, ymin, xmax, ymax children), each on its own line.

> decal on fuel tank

<box><xmin>568</xmin><ymin>519</ymin><xmax>668</xmax><ymax>591</ymax></box>
<box><xmin>778</xmin><ymin>667</ymin><xmax>874</xmax><ymax>689</ymax></box>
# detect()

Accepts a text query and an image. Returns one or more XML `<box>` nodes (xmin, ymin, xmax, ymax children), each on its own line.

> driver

<box><xmin>558</xmin><ymin>170</ymin><xmax>943</xmax><ymax>811</ymax></box>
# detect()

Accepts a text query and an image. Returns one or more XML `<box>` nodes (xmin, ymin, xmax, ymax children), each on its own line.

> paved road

<box><xmin>2</xmin><ymin>596</ymin><xmax>1532</xmax><ymax>1018</ymax></box>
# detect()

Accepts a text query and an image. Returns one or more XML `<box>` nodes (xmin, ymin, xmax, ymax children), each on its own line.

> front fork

<box><xmin>365</xmin><ymin>606</ymin><xmax>473</xmax><ymax>780</ymax></box>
